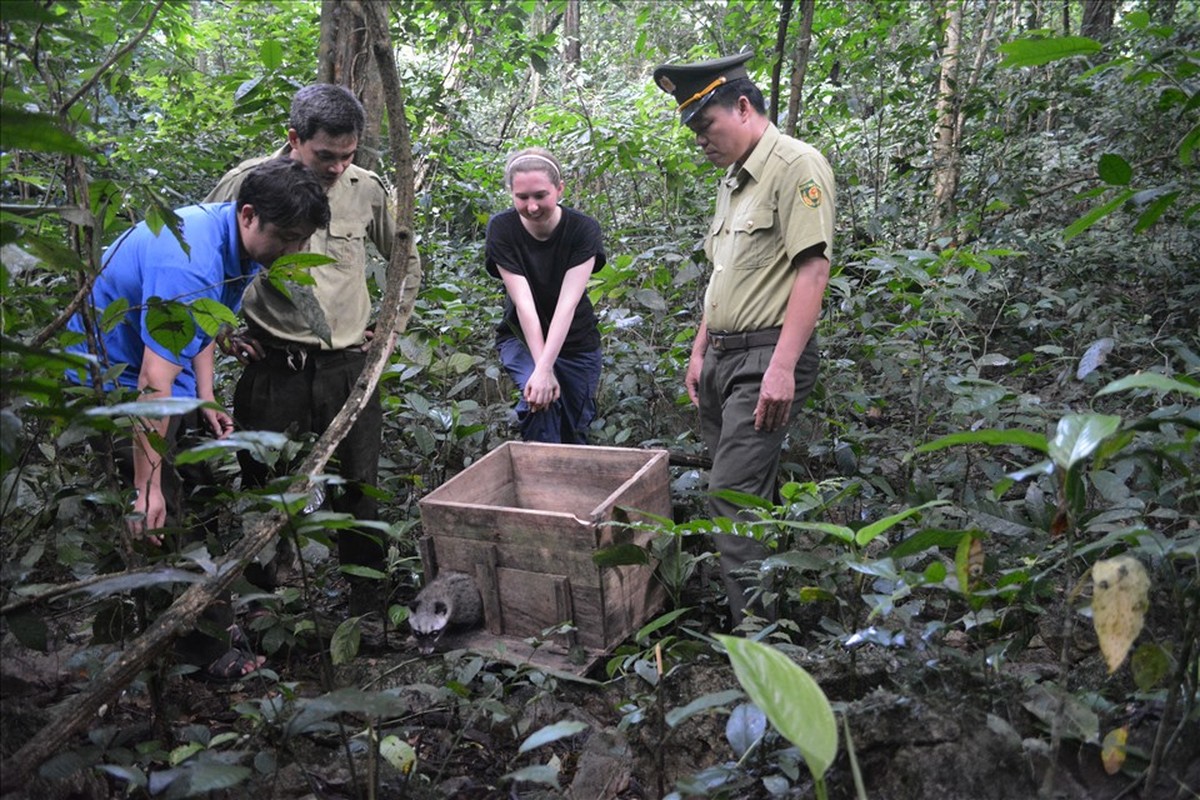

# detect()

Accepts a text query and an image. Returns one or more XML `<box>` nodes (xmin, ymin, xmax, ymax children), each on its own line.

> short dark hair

<box><xmin>708</xmin><ymin>78</ymin><xmax>767</xmax><ymax>116</ymax></box>
<box><xmin>289</xmin><ymin>83</ymin><xmax>365</xmax><ymax>142</ymax></box>
<box><xmin>236</xmin><ymin>159</ymin><xmax>331</xmax><ymax>230</ymax></box>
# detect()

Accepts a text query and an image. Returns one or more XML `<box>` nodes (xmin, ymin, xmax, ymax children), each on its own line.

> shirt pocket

<box><xmin>324</xmin><ymin>220</ymin><xmax>367</xmax><ymax>269</ymax></box>
<box><xmin>731</xmin><ymin>205</ymin><xmax>779</xmax><ymax>270</ymax></box>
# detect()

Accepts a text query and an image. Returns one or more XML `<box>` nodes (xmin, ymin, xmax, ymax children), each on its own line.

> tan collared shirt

<box><xmin>206</xmin><ymin>146</ymin><xmax>421</xmax><ymax>349</ymax></box>
<box><xmin>703</xmin><ymin>124</ymin><xmax>835</xmax><ymax>333</ymax></box>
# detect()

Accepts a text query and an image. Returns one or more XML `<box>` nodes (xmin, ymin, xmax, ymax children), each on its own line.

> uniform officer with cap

<box><xmin>654</xmin><ymin>52</ymin><xmax>835</xmax><ymax>626</ymax></box>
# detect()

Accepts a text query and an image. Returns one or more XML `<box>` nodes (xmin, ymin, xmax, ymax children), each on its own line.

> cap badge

<box><xmin>657</xmin><ymin>76</ymin><xmax>676</xmax><ymax>93</ymax></box>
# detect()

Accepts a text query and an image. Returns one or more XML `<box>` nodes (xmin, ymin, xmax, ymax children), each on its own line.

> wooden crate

<box><xmin>417</xmin><ymin>442</ymin><xmax>670</xmax><ymax>668</ymax></box>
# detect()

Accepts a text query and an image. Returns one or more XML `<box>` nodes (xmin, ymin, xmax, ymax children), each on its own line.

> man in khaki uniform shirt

<box><xmin>206</xmin><ymin>84</ymin><xmax>422</xmax><ymax>616</ymax></box>
<box><xmin>655</xmin><ymin>53</ymin><xmax>835</xmax><ymax>625</ymax></box>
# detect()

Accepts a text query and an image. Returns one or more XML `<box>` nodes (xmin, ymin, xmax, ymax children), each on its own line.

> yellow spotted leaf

<box><xmin>1101</xmin><ymin>726</ymin><xmax>1128</xmax><ymax>775</ymax></box>
<box><xmin>1091</xmin><ymin>556</ymin><xmax>1150</xmax><ymax>673</ymax></box>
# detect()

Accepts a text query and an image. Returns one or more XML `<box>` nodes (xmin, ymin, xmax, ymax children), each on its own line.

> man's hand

<box><xmin>202</xmin><ymin>406</ymin><xmax>235</xmax><ymax>439</ymax></box>
<box><xmin>126</xmin><ymin>486</ymin><xmax>165</xmax><ymax>546</ymax></box>
<box><xmin>754</xmin><ymin>363</ymin><xmax>795</xmax><ymax>432</ymax></box>
<box><xmin>216</xmin><ymin>326</ymin><xmax>265</xmax><ymax>365</ymax></box>
<box><xmin>685</xmin><ymin>352</ymin><xmax>704</xmax><ymax>407</ymax></box>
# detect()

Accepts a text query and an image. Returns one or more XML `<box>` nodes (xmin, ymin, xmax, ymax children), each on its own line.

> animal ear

<box><xmin>434</xmin><ymin>600</ymin><xmax>448</xmax><ymax>614</ymax></box>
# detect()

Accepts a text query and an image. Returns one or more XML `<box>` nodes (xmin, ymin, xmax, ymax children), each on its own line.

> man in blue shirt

<box><xmin>65</xmin><ymin>158</ymin><xmax>329</xmax><ymax>679</ymax></box>
<box><xmin>69</xmin><ymin>158</ymin><xmax>329</xmax><ymax>534</ymax></box>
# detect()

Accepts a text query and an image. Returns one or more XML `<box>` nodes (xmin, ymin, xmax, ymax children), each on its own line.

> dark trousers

<box><xmin>232</xmin><ymin>346</ymin><xmax>385</xmax><ymax>586</ymax></box>
<box><xmin>698</xmin><ymin>335</ymin><xmax>820</xmax><ymax>623</ymax></box>
<box><xmin>96</xmin><ymin>412</ymin><xmax>234</xmax><ymax>665</ymax></box>
<box><xmin>497</xmin><ymin>338</ymin><xmax>601</xmax><ymax>444</ymax></box>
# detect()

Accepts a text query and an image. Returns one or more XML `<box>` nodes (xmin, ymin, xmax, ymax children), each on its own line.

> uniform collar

<box><xmin>725</xmin><ymin>123</ymin><xmax>781</xmax><ymax>189</ymax></box>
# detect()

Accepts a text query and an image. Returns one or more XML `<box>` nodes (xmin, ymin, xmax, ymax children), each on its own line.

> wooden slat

<box><xmin>476</xmin><ymin>545</ymin><xmax>503</xmax><ymax>636</ymax></box>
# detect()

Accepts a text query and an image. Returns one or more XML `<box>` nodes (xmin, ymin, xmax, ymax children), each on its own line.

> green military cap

<box><xmin>653</xmin><ymin>51</ymin><xmax>754</xmax><ymax>124</ymax></box>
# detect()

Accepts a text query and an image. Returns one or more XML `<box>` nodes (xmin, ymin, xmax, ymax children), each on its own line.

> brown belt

<box><xmin>706</xmin><ymin>327</ymin><xmax>781</xmax><ymax>352</ymax></box>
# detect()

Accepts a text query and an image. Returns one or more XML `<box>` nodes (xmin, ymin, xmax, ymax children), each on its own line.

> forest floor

<box><xmin>2</xmin><ymin>555</ymin><xmax>1196</xmax><ymax>800</ymax></box>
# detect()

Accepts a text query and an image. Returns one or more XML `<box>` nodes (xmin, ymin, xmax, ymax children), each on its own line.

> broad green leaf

<box><xmin>96</xmin><ymin>764</ymin><xmax>147</xmax><ymax>789</ymax></box>
<box><xmin>189</xmin><ymin>298</ymin><xmax>238</xmax><ymax>337</ymax></box>
<box><xmin>1064</xmin><ymin>189</ymin><xmax>1136</xmax><ymax>240</ymax></box>
<box><xmin>592</xmin><ymin>542</ymin><xmax>649</xmax><ymax>567</ymax></box>
<box><xmin>1096</xmin><ymin>373</ymin><xmax>1200</xmax><ymax>398</ymax></box>
<box><xmin>329</xmin><ymin>617</ymin><xmax>361</xmax><ymax>665</ymax></box>
<box><xmin>1134</xmin><ymin>191</ymin><xmax>1180</xmax><ymax>232</ymax></box>
<box><xmin>1181</xmin><ymin>120</ymin><xmax>1199</xmax><ymax>167</ymax></box>
<box><xmin>635</xmin><ymin>606</ymin><xmax>692</xmax><ymax>642</ymax></box>
<box><xmin>1097</xmin><ymin>154</ymin><xmax>1132</xmax><ymax>185</ymax></box>
<box><xmin>340</xmin><ymin>565</ymin><xmax>388</xmax><ymax>579</ymax></box>
<box><xmin>998</xmin><ymin>36</ymin><xmax>1102</xmax><ymax>68</ymax></box>
<box><xmin>0</xmin><ymin>106</ymin><xmax>90</xmax><ymax>155</ymax></box>
<box><xmin>1092</xmin><ymin>555</ymin><xmax>1150</xmax><ymax>673</ymax></box>
<box><xmin>100</xmin><ymin>297</ymin><xmax>132</xmax><ymax>333</ymax></box>
<box><xmin>777</xmin><ymin>520</ymin><xmax>855</xmax><ymax>543</ymax></box>
<box><xmin>270</xmin><ymin>251</ymin><xmax>337</xmax><ymax>272</ymax></box>
<box><xmin>76</xmin><ymin>568</ymin><xmax>202</xmax><ymax>597</ymax></box>
<box><xmin>517</xmin><ymin>720</ymin><xmax>588</xmax><ymax>754</ymax></box>
<box><xmin>260</xmin><ymin>40</ymin><xmax>283</xmax><ymax>71</ymax></box>
<box><xmin>6</xmin><ymin>607</ymin><xmax>48</xmax><ymax>652</ymax></box>
<box><xmin>145</xmin><ymin>298</ymin><xmax>196</xmax><ymax>357</ymax></box>
<box><xmin>1130</xmin><ymin>643</ymin><xmax>1171</xmax><ymax>691</ymax></box>
<box><xmin>855</xmin><ymin>500</ymin><xmax>949</xmax><ymax>548</ymax></box>
<box><xmin>161</xmin><ymin>763</ymin><xmax>252</xmax><ymax>799</ymax></box>
<box><xmin>1048</xmin><ymin>414</ymin><xmax>1122</xmax><ymax>471</ymax></box>
<box><xmin>1021</xmin><ymin>683</ymin><xmax>1100</xmax><ymax>744</ymax></box>
<box><xmin>169</xmin><ymin>743</ymin><xmax>204</xmax><ymax>767</ymax></box>
<box><xmin>665</xmin><ymin>688</ymin><xmax>744</xmax><ymax>729</ymax></box>
<box><xmin>916</xmin><ymin>428</ymin><xmax>1049</xmax><ymax>454</ymax></box>
<box><xmin>283</xmin><ymin>689</ymin><xmax>413</xmax><ymax>738</ymax></box>
<box><xmin>886</xmin><ymin>528</ymin><xmax>973</xmax><ymax>558</ymax></box>
<box><xmin>716</xmin><ymin>636</ymin><xmax>837</xmax><ymax>779</ymax></box>
<box><xmin>174</xmin><ymin>430</ymin><xmax>291</xmax><ymax>465</ymax></box>
<box><xmin>85</xmin><ymin>397</ymin><xmax>208</xmax><ymax>418</ymax></box>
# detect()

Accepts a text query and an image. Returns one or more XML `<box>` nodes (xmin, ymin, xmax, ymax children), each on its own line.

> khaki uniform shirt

<box><xmin>206</xmin><ymin>146</ymin><xmax>421</xmax><ymax>349</ymax></box>
<box><xmin>703</xmin><ymin>124</ymin><xmax>835</xmax><ymax>333</ymax></box>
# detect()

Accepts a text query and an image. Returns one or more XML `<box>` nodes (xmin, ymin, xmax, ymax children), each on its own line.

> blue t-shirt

<box><xmin>66</xmin><ymin>203</ymin><xmax>259</xmax><ymax>397</ymax></box>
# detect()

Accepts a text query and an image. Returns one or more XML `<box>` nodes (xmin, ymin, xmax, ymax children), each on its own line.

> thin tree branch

<box><xmin>58</xmin><ymin>0</ymin><xmax>167</xmax><ymax>117</ymax></box>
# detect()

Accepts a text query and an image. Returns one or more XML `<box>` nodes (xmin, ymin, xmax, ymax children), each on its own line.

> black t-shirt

<box><xmin>484</xmin><ymin>206</ymin><xmax>606</xmax><ymax>354</ymax></box>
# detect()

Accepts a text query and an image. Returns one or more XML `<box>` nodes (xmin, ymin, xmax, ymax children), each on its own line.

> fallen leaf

<box><xmin>1091</xmin><ymin>556</ymin><xmax>1150</xmax><ymax>673</ymax></box>
<box><xmin>1101</xmin><ymin>726</ymin><xmax>1128</xmax><ymax>775</ymax></box>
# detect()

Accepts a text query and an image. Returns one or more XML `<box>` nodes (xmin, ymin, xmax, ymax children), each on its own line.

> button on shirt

<box><xmin>703</xmin><ymin>124</ymin><xmax>835</xmax><ymax>333</ymax></box>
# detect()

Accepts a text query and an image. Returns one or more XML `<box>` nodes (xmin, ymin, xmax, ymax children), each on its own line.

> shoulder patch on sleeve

<box><xmin>798</xmin><ymin>180</ymin><xmax>824</xmax><ymax>208</ymax></box>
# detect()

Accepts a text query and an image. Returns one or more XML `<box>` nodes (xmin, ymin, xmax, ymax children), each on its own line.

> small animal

<box><xmin>409</xmin><ymin>571</ymin><xmax>483</xmax><ymax>654</ymax></box>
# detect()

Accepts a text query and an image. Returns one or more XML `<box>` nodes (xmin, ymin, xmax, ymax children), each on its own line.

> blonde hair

<box><xmin>504</xmin><ymin>147</ymin><xmax>563</xmax><ymax>189</ymax></box>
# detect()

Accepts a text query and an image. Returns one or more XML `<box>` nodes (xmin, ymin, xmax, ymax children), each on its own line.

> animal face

<box><xmin>410</xmin><ymin>598</ymin><xmax>451</xmax><ymax>655</ymax></box>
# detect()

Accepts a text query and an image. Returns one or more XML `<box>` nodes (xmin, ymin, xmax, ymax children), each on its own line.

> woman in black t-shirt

<box><xmin>484</xmin><ymin>148</ymin><xmax>606</xmax><ymax>443</ymax></box>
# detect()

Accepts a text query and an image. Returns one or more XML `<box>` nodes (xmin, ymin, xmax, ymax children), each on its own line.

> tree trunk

<box><xmin>769</xmin><ymin>0</ymin><xmax>794</xmax><ymax>126</ymax></box>
<box><xmin>0</xmin><ymin>2</ymin><xmax>418</xmax><ymax>785</ymax></box>
<box><xmin>318</xmin><ymin>0</ymin><xmax>384</xmax><ymax>171</ymax></box>
<box><xmin>784</xmin><ymin>0</ymin><xmax>814</xmax><ymax>137</ymax></box>
<box><xmin>930</xmin><ymin>0</ymin><xmax>963</xmax><ymax>241</ymax></box>
<box><xmin>563</xmin><ymin>0</ymin><xmax>580</xmax><ymax>65</ymax></box>
<box><xmin>1081</xmin><ymin>0</ymin><xmax>1115</xmax><ymax>39</ymax></box>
